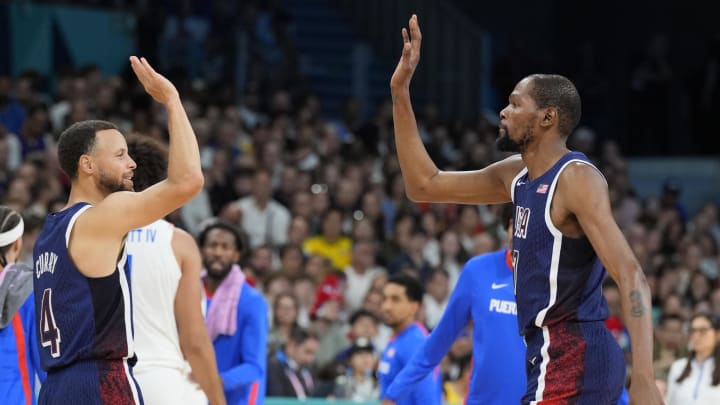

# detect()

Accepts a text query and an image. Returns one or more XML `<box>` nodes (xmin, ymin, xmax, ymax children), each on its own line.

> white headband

<box><xmin>0</xmin><ymin>218</ymin><xmax>24</xmax><ymax>247</ymax></box>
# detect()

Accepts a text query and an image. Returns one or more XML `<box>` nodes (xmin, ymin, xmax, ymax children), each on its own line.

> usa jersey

<box><xmin>33</xmin><ymin>202</ymin><xmax>142</xmax><ymax>404</ymax></box>
<box><xmin>511</xmin><ymin>152</ymin><xmax>625</xmax><ymax>404</ymax></box>
<box><xmin>510</xmin><ymin>151</ymin><xmax>609</xmax><ymax>334</ymax></box>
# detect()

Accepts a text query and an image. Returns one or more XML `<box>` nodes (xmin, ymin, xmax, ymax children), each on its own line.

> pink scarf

<box><xmin>204</xmin><ymin>264</ymin><xmax>245</xmax><ymax>341</ymax></box>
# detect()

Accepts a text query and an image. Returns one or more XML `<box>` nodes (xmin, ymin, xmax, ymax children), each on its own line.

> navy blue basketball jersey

<box><xmin>511</xmin><ymin>152</ymin><xmax>625</xmax><ymax>404</ymax></box>
<box><xmin>510</xmin><ymin>151</ymin><xmax>609</xmax><ymax>336</ymax></box>
<box><xmin>33</xmin><ymin>202</ymin><xmax>142</xmax><ymax>404</ymax></box>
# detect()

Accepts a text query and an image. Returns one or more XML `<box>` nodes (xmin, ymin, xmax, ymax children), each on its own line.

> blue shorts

<box><xmin>522</xmin><ymin>321</ymin><xmax>625</xmax><ymax>405</ymax></box>
<box><xmin>40</xmin><ymin>360</ymin><xmax>143</xmax><ymax>404</ymax></box>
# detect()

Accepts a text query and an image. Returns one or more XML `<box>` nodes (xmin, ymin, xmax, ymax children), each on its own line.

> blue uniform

<box><xmin>383</xmin><ymin>249</ymin><xmax>527</xmax><ymax>404</ymax></box>
<box><xmin>511</xmin><ymin>151</ymin><xmax>625</xmax><ymax>404</ymax></box>
<box><xmin>0</xmin><ymin>292</ymin><xmax>45</xmax><ymax>404</ymax></box>
<box><xmin>33</xmin><ymin>203</ymin><xmax>143</xmax><ymax>404</ymax></box>
<box><xmin>378</xmin><ymin>323</ymin><xmax>442</xmax><ymax>405</ymax></box>
<box><xmin>207</xmin><ymin>282</ymin><xmax>268</xmax><ymax>405</ymax></box>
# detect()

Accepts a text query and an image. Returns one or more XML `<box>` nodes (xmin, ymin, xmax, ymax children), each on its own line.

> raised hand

<box><xmin>390</xmin><ymin>14</ymin><xmax>422</xmax><ymax>90</ymax></box>
<box><xmin>129</xmin><ymin>56</ymin><xmax>180</xmax><ymax>106</ymax></box>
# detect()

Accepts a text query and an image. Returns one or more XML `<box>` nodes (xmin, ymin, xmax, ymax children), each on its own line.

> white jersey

<box><xmin>127</xmin><ymin>219</ymin><xmax>185</xmax><ymax>372</ymax></box>
<box><xmin>127</xmin><ymin>219</ymin><xmax>207</xmax><ymax>404</ymax></box>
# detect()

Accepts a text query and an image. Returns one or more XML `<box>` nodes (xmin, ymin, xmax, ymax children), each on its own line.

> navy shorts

<box><xmin>40</xmin><ymin>360</ymin><xmax>143</xmax><ymax>405</ymax></box>
<box><xmin>522</xmin><ymin>321</ymin><xmax>625</xmax><ymax>405</ymax></box>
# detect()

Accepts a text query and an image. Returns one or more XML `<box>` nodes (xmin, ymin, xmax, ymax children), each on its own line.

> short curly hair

<box><xmin>126</xmin><ymin>135</ymin><xmax>168</xmax><ymax>192</ymax></box>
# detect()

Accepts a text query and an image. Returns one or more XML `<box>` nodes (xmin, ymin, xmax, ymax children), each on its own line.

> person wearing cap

<box><xmin>0</xmin><ymin>205</ymin><xmax>46</xmax><ymax>404</ymax></box>
<box><xmin>331</xmin><ymin>337</ymin><xmax>379</xmax><ymax>401</ymax></box>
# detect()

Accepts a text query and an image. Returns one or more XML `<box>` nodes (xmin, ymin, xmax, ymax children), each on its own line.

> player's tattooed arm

<box><xmin>629</xmin><ymin>290</ymin><xmax>645</xmax><ymax>317</ymax></box>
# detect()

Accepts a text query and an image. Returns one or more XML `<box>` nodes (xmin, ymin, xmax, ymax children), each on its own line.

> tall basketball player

<box><xmin>32</xmin><ymin>57</ymin><xmax>203</xmax><ymax>404</ymax></box>
<box><xmin>125</xmin><ymin>135</ymin><xmax>226</xmax><ymax>405</ymax></box>
<box><xmin>389</xmin><ymin>15</ymin><xmax>663</xmax><ymax>405</ymax></box>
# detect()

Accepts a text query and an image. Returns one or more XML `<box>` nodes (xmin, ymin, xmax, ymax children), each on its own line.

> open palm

<box><xmin>390</xmin><ymin>14</ymin><xmax>422</xmax><ymax>90</ymax></box>
<box><xmin>129</xmin><ymin>56</ymin><xmax>179</xmax><ymax>105</ymax></box>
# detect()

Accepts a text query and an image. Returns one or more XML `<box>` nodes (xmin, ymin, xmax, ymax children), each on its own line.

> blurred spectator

<box><xmin>666</xmin><ymin>313</ymin><xmax>720</xmax><ymax>404</ymax></box>
<box><xmin>653</xmin><ymin>314</ymin><xmax>688</xmax><ymax>380</ymax></box>
<box><xmin>303</xmin><ymin>207</ymin><xmax>352</xmax><ymax>270</ymax></box>
<box><xmin>235</xmin><ymin>169</ymin><xmax>290</xmax><ymax>249</ymax></box>
<box><xmin>292</xmin><ymin>273</ymin><xmax>316</xmax><ymax>328</ymax></box>
<box><xmin>266</xmin><ymin>328</ymin><xmax>319</xmax><ymax>399</ymax></box>
<box><xmin>423</xmin><ymin>269</ymin><xmax>450</xmax><ymax>329</ymax></box>
<box><xmin>0</xmin><ymin>75</ymin><xmax>26</xmax><ymax>134</ymax></box>
<box><xmin>388</xmin><ymin>226</ymin><xmax>432</xmax><ymax>282</ymax></box>
<box><xmin>334</xmin><ymin>309</ymin><xmax>381</xmax><ymax>363</ymax></box>
<box><xmin>331</xmin><ymin>337</ymin><xmax>379</xmax><ymax>401</ymax></box>
<box><xmin>344</xmin><ymin>240</ymin><xmax>386</xmax><ymax>311</ymax></box>
<box><xmin>443</xmin><ymin>354</ymin><xmax>471</xmax><ymax>405</ymax></box>
<box><xmin>309</xmin><ymin>273</ymin><xmax>348</xmax><ymax>367</ymax></box>
<box><xmin>268</xmin><ymin>292</ymin><xmax>300</xmax><ymax>355</ymax></box>
<box><xmin>275</xmin><ymin>244</ymin><xmax>303</xmax><ymax>276</ymax></box>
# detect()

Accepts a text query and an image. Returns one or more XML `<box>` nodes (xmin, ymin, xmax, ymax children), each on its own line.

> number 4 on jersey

<box><xmin>40</xmin><ymin>288</ymin><xmax>61</xmax><ymax>358</ymax></box>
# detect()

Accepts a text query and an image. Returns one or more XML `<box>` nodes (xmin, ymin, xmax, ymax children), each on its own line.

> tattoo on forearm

<box><xmin>629</xmin><ymin>290</ymin><xmax>645</xmax><ymax>317</ymax></box>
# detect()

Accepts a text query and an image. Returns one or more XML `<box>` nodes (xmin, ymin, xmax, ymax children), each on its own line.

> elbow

<box><xmin>405</xmin><ymin>188</ymin><xmax>425</xmax><ymax>203</ymax></box>
<box><xmin>174</xmin><ymin>173</ymin><xmax>204</xmax><ymax>198</ymax></box>
<box><xmin>405</xmin><ymin>181</ymin><xmax>432</xmax><ymax>203</ymax></box>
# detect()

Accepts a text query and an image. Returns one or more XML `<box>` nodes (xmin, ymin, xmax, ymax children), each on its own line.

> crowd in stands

<box><xmin>2</xmin><ymin>0</ymin><xmax>720</xmax><ymax>402</ymax></box>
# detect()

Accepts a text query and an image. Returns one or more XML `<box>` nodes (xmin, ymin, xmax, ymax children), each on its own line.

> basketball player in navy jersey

<box><xmin>32</xmin><ymin>57</ymin><xmax>203</xmax><ymax>404</ymax></box>
<box><xmin>389</xmin><ymin>15</ymin><xmax>663</xmax><ymax>405</ymax></box>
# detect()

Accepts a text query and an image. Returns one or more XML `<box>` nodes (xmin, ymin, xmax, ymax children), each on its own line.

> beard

<box><xmin>496</xmin><ymin>122</ymin><xmax>534</xmax><ymax>153</ymax></box>
<box><xmin>204</xmin><ymin>259</ymin><xmax>233</xmax><ymax>280</ymax></box>
<box><xmin>97</xmin><ymin>169</ymin><xmax>132</xmax><ymax>194</ymax></box>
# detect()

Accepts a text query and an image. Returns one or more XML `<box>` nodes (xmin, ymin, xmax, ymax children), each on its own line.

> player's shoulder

<box><xmin>171</xmin><ymin>226</ymin><xmax>194</xmax><ymax>244</ymax></box>
<box><xmin>463</xmin><ymin>249</ymin><xmax>506</xmax><ymax>274</ymax></box>
<box><xmin>558</xmin><ymin>157</ymin><xmax>606</xmax><ymax>187</ymax></box>
<box><xmin>243</xmin><ymin>283</ymin><xmax>268</xmax><ymax>308</ymax></box>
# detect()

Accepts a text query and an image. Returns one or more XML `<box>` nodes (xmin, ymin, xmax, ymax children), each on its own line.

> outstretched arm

<box><xmin>390</xmin><ymin>15</ymin><xmax>523</xmax><ymax>205</ymax></box>
<box><xmin>173</xmin><ymin>228</ymin><xmax>226</xmax><ymax>405</ymax></box>
<box><xmin>560</xmin><ymin>163</ymin><xmax>663</xmax><ymax>405</ymax></box>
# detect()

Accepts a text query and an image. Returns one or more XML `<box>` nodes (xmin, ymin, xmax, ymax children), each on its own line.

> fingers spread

<box><xmin>402</xmin><ymin>27</ymin><xmax>409</xmax><ymax>44</ymax></box>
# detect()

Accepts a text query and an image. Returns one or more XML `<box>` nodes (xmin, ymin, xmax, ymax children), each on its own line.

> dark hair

<box><xmin>0</xmin><ymin>206</ymin><xmax>23</xmax><ymax>267</ymax></box>
<box><xmin>659</xmin><ymin>313</ymin><xmax>684</xmax><ymax>328</ymax></box>
<box><xmin>526</xmin><ymin>74</ymin><xmax>581</xmax><ymax>137</ymax></box>
<box><xmin>273</xmin><ymin>292</ymin><xmax>299</xmax><ymax>326</ymax></box>
<box><xmin>58</xmin><ymin>120</ymin><xmax>118</xmax><ymax>179</ymax></box>
<box><xmin>288</xmin><ymin>327</ymin><xmax>318</xmax><ymax>346</ymax></box>
<box><xmin>197</xmin><ymin>221</ymin><xmax>245</xmax><ymax>253</ymax></box>
<box><xmin>126</xmin><ymin>134</ymin><xmax>168</xmax><ymax>192</ymax></box>
<box><xmin>386</xmin><ymin>273</ymin><xmax>424</xmax><ymax>303</ymax></box>
<box><xmin>676</xmin><ymin>312</ymin><xmax>720</xmax><ymax>386</ymax></box>
<box><xmin>349</xmin><ymin>309</ymin><xmax>379</xmax><ymax>326</ymax></box>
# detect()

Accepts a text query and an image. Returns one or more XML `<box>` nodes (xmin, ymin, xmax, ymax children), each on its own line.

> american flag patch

<box><xmin>536</xmin><ymin>184</ymin><xmax>549</xmax><ymax>194</ymax></box>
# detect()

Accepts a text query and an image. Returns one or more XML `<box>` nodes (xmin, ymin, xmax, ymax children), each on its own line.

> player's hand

<box><xmin>130</xmin><ymin>56</ymin><xmax>180</xmax><ymax>106</ymax></box>
<box><xmin>390</xmin><ymin>14</ymin><xmax>421</xmax><ymax>91</ymax></box>
<box><xmin>380</xmin><ymin>400</ymin><xmax>395</xmax><ymax>405</ymax></box>
<box><xmin>628</xmin><ymin>374</ymin><xmax>665</xmax><ymax>405</ymax></box>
